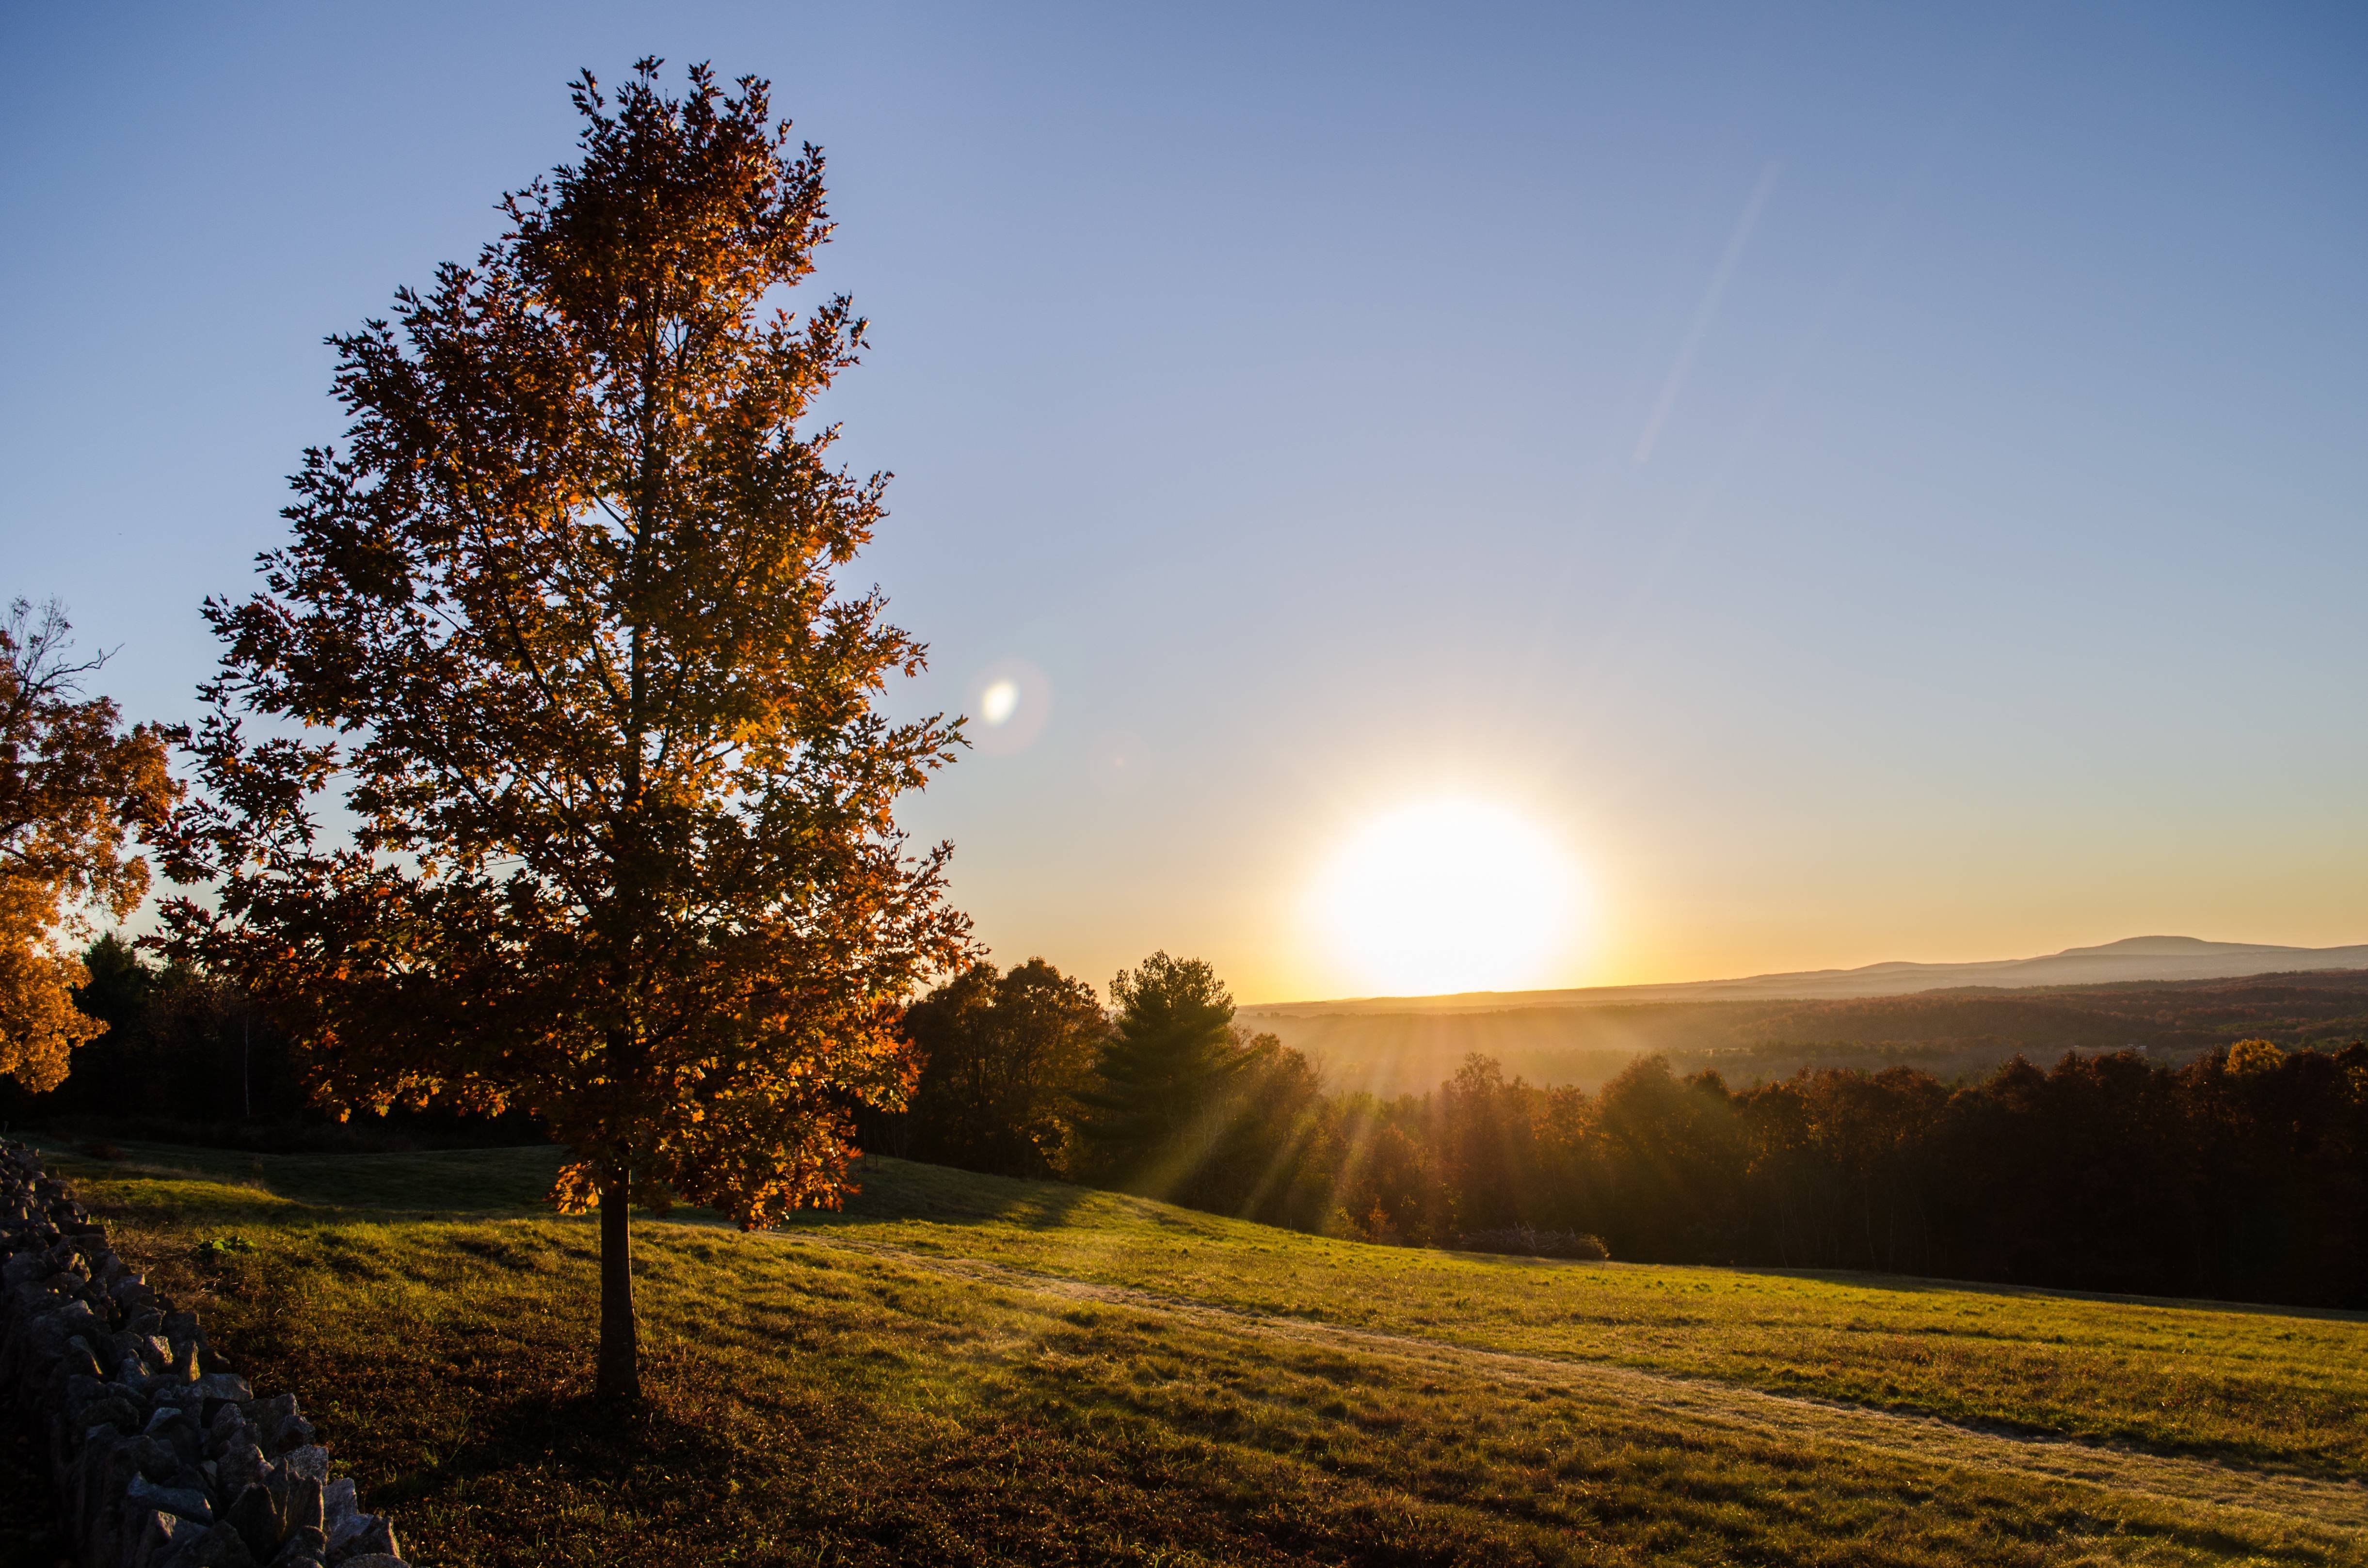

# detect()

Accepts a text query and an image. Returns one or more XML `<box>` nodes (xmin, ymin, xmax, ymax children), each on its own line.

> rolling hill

<box><xmin>1250</xmin><ymin>935</ymin><xmax>2368</xmax><ymax>1014</ymax></box>
<box><xmin>1242</xmin><ymin>951</ymin><xmax>2368</xmax><ymax>1096</ymax></box>
<box><xmin>40</xmin><ymin>1140</ymin><xmax>2368</xmax><ymax>1566</ymax></box>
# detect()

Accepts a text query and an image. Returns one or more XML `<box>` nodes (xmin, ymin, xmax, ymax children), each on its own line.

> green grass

<box><xmin>43</xmin><ymin>1140</ymin><xmax>2368</xmax><ymax>1567</ymax></box>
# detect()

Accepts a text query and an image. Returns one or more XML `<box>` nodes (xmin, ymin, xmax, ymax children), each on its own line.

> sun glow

<box><xmin>1312</xmin><ymin>798</ymin><xmax>1580</xmax><ymax>997</ymax></box>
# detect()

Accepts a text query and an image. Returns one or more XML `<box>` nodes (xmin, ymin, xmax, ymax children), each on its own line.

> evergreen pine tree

<box><xmin>1077</xmin><ymin>952</ymin><xmax>1266</xmax><ymax>1191</ymax></box>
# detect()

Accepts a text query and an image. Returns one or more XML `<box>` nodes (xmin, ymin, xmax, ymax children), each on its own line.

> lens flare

<box><xmin>1089</xmin><ymin>729</ymin><xmax>1149</xmax><ymax>795</ymax></box>
<box><xmin>967</xmin><ymin>659</ymin><xmax>1052</xmax><ymax>756</ymax></box>
<box><xmin>1311</xmin><ymin>798</ymin><xmax>1578</xmax><ymax>996</ymax></box>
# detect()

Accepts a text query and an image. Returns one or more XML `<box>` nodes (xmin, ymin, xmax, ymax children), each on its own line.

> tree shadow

<box><xmin>1716</xmin><ymin>1263</ymin><xmax>2368</xmax><ymax>1321</ymax></box>
<box><xmin>768</xmin><ymin>1157</ymin><xmax>1104</xmax><ymax>1233</ymax></box>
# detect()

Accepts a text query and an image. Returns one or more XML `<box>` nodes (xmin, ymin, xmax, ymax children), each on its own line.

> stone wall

<box><xmin>0</xmin><ymin>1141</ymin><xmax>412</xmax><ymax>1568</ymax></box>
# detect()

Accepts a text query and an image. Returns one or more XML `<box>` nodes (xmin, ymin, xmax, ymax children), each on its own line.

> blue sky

<box><xmin>4</xmin><ymin>2</ymin><xmax>2364</xmax><ymax>999</ymax></box>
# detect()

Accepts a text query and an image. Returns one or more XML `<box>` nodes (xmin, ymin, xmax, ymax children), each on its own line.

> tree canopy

<box><xmin>0</xmin><ymin>601</ymin><xmax>177</xmax><ymax>1090</ymax></box>
<box><xmin>902</xmin><ymin>958</ymin><xmax>1106</xmax><ymax>1179</ymax></box>
<box><xmin>159</xmin><ymin>60</ymin><xmax>968</xmax><ymax>1399</ymax></box>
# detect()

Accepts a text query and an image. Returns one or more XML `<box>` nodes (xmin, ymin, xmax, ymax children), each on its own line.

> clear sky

<box><xmin>4</xmin><ymin>2</ymin><xmax>2365</xmax><ymax>1003</ymax></box>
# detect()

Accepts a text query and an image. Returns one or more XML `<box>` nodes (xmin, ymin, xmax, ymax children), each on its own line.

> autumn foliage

<box><xmin>158</xmin><ymin>62</ymin><xmax>968</xmax><ymax>1397</ymax></box>
<box><xmin>0</xmin><ymin>602</ymin><xmax>177</xmax><ymax>1091</ymax></box>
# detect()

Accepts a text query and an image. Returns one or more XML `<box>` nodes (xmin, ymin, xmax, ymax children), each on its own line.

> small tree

<box><xmin>2225</xmin><ymin>1038</ymin><xmax>2285</xmax><ymax>1076</ymax></box>
<box><xmin>903</xmin><ymin>957</ymin><xmax>1105</xmax><ymax>1178</ymax></box>
<box><xmin>0</xmin><ymin>601</ymin><xmax>177</xmax><ymax>1090</ymax></box>
<box><xmin>160</xmin><ymin>62</ymin><xmax>968</xmax><ymax>1401</ymax></box>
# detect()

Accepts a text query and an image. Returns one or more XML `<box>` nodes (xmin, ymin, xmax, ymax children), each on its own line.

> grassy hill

<box><xmin>34</xmin><ymin>1141</ymin><xmax>2368</xmax><ymax>1566</ymax></box>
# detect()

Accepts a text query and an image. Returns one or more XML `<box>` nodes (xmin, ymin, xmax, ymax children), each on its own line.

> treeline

<box><xmin>8</xmin><ymin>934</ymin><xmax>301</xmax><ymax>1124</ymax></box>
<box><xmin>1243</xmin><ymin>969</ymin><xmax>2368</xmax><ymax>1098</ymax></box>
<box><xmin>0</xmin><ymin>936</ymin><xmax>539</xmax><ymax>1150</ymax></box>
<box><xmin>892</xmin><ymin>953</ymin><xmax>2368</xmax><ymax>1310</ymax></box>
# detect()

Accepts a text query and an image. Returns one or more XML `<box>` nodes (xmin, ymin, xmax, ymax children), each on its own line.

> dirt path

<box><xmin>786</xmin><ymin>1231</ymin><xmax>2368</xmax><ymax>1535</ymax></box>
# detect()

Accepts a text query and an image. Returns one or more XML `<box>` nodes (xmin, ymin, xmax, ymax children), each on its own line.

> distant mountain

<box><xmin>1245</xmin><ymin>936</ymin><xmax>2368</xmax><ymax>1017</ymax></box>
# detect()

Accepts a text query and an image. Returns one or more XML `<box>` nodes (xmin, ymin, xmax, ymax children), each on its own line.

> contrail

<box><xmin>1632</xmin><ymin>161</ymin><xmax>1781</xmax><ymax>465</ymax></box>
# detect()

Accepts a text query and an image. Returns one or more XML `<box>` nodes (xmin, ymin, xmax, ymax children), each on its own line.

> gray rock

<box><xmin>267</xmin><ymin>1528</ymin><xmax>329</xmax><ymax>1568</ymax></box>
<box><xmin>278</xmin><ymin>1446</ymin><xmax>328</xmax><ymax>1484</ymax></box>
<box><xmin>246</xmin><ymin>1394</ymin><xmax>297</xmax><ymax>1433</ymax></box>
<box><xmin>217</xmin><ymin>1441</ymin><xmax>272</xmax><ymax>1499</ymax></box>
<box><xmin>267</xmin><ymin>1415</ymin><xmax>314</xmax><ymax>1457</ymax></box>
<box><xmin>84</xmin><ymin>1441</ymin><xmax>156</xmax><ymax>1568</ymax></box>
<box><xmin>283</xmin><ymin>1473</ymin><xmax>324</xmax><ymax>1538</ymax></box>
<box><xmin>226</xmin><ymin>1481</ymin><xmax>284</xmax><ymax>1561</ymax></box>
<box><xmin>127</xmin><ymin>1471</ymin><xmax>213</xmax><ymax>1521</ymax></box>
<box><xmin>145</xmin><ymin>1406</ymin><xmax>204</xmax><ymax>1469</ymax></box>
<box><xmin>71</xmin><ymin>1425</ymin><xmax>124</xmax><ymax>1538</ymax></box>
<box><xmin>208</xmin><ymin>1401</ymin><xmax>252</xmax><ymax>1451</ymax></box>
<box><xmin>194</xmin><ymin>1372</ymin><xmax>253</xmax><ymax>1404</ymax></box>
<box><xmin>319</xmin><ymin>1478</ymin><xmax>355</xmax><ymax>1533</ymax></box>
<box><xmin>8</xmin><ymin>1282</ymin><xmax>67</xmax><ymax>1327</ymax></box>
<box><xmin>326</xmin><ymin>1513</ymin><xmax>396</xmax><ymax>1561</ymax></box>
<box><xmin>19</xmin><ymin>1313</ymin><xmax>72</xmax><ymax>1364</ymax></box>
<box><xmin>50</xmin><ymin>1296</ymin><xmax>104</xmax><ymax>1341</ymax></box>
<box><xmin>62</xmin><ymin>1332</ymin><xmax>105</xmax><ymax>1379</ymax></box>
<box><xmin>130</xmin><ymin>1434</ymin><xmax>181</xmax><ymax>1484</ymax></box>
<box><xmin>123</xmin><ymin>1473</ymin><xmax>215</xmax><ymax>1568</ymax></box>
<box><xmin>85</xmin><ymin>1394</ymin><xmax>143</xmax><ymax>1436</ymax></box>
<box><xmin>130</xmin><ymin>1505</ymin><xmax>202</xmax><ymax>1568</ymax></box>
<box><xmin>21</xmin><ymin>1271</ymin><xmax>73</xmax><ymax>1303</ymax></box>
<box><xmin>331</xmin><ymin>1559</ymin><xmax>404</xmax><ymax>1568</ymax></box>
<box><xmin>161</xmin><ymin>1521</ymin><xmax>260</xmax><ymax>1568</ymax></box>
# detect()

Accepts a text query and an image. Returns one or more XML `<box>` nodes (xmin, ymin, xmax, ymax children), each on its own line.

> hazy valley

<box><xmin>1245</xmin><ymin>937</ymin><xmax>2368</xmax><ymax>1095</ymax></box>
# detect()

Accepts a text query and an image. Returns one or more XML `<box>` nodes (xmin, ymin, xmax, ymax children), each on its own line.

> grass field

<box><xmin>35</xmin><ymin>1140</ymin><xmax>2368</xmax><ymax>1567</ymax></box>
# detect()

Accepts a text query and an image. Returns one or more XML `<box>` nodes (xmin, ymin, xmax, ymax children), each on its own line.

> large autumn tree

<box><xmin>0</xmin><ymin>600</ymin><xmax>177</xmax><ymax>1089</ymax></box>
<box><xmin>159</xmin><ymin>61</ymin><xmax>969</xmax><ymax>1401</ymax></box>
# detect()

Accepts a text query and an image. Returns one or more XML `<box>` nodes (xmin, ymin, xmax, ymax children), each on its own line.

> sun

<box><xmin>1311</xmin><ymin>798</ymin><xmax>1579</xmax><ymax>997</ymax></box>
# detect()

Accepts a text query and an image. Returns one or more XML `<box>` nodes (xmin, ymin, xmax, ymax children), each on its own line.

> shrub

<box><xmin>1456</xmin><ymin>1226</ymin><xmax>1609</xmax><ymax>1261</ymax></box>
<box><xmin>192</xmin><ymin>1235</ymin><xmax>255</xmax><ymax>1265</ymax></box>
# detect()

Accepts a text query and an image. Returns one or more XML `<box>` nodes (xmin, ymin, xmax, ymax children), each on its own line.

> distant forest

<box><xmin>0</xmin><ymin>935</ymin><xmax>540</xmax><ymax>1149</ymax></box>
<box><xmin>17</xmin><ymin>942</ymin><xmax>2368</xmax><ymax>1311</ymax></box>
<box><xmin>888</xmin><ymin>959</ymin><xmax>2368</xmax><ymax>1312</ymax></box>
<box><xmin>1243</xmin><ymin>970</ymin><xmax>2368</xmax><ymax>1095</ymax></box>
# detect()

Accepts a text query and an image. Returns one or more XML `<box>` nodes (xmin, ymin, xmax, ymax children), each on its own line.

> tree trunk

<box><xmin>597</xmin><ymin>1181</ymin><xmax>640</xmax><ymax>1403</ymax></box>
